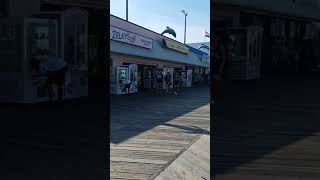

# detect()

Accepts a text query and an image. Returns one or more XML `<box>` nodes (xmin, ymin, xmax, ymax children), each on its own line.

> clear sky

<box><xmin>110</xmin><ymin>0</ymin><xmax>210</xmax><ymax>44</ymax></box>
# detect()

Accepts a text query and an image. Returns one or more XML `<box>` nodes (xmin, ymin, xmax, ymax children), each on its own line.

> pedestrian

<box><xmin>156</xmin><ymin>71</ymin><xmax>164</xmax><ymax>95</ymax></box>
<box><xmin>173</xmin><ymin>73</ymin><xmax>180</xmax><ymax>96</ymax></box>
<box><xmin>164</xmin><ymin>72</ymin><xmax>172</xmax><ymax>95</ymax></box>
<box><xmin>122</xmin><ymin>79</ymin><xmax>132</xmax><ymax>95</ymax></box>
<box><xmin>40</xmin><ymin>54</ymin><xmax>68</xmax><ymax>104</ymax></box>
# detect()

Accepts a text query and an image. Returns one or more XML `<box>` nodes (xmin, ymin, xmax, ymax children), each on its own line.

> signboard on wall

<box><xmin>163</xmin><ymin>38</ymin><xmax>189</xmax><ymax>54</ymax></box>
<box><xmin>110</xmin><ymin>26</ymin><xmax>153</xmax><ymax>49</ymax></box>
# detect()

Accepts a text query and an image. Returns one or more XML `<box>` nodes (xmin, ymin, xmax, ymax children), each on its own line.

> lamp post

<box><xmin>181</xmin><ymin>10</ymin><xmax>188</xmax><ymax>44</ymax></box>
<box><xmin>126</xmin><ymin>0</ymin><xmax>128</xmax><ymax>21</ymax></box>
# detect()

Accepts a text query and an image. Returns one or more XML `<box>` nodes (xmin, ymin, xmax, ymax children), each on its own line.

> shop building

<box><xmin>0</xmin><ymin>0</ymin><xmax>107</xmax><ymax>103</ymax></box>
<box><xmin>110</xmin><ymin>15</ymin><xmax>209</xmax><ymax>94</ymax></box>
<box><xmin>212</xmin><ymin>0</ymin><xmax>320</xmax><ymax>78</ymax></box>
<box><xmin>186</xmin><ymin>44</ymin><xmax>210</xmax><ymax>83</ymax></box>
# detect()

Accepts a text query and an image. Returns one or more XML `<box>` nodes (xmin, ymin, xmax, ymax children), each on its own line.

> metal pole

<box><xmin>126</xmin><ymin>0</ymin><xmax>128</xmax><ymax>21</ymax></box>
<box><xmin>184</xmin><ymin>14</ymin><xmax>186</xmax><ymax>44</ymax></box>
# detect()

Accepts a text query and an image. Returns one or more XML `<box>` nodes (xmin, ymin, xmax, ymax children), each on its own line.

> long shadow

<box><xmin>163</xmin><ymin>123</ymin><xmax>210</xmax><ymax>135</ymax></box>
<box><xmin>0</xmin><ymin>99</ymin><xmax>107</xmax><ymax>179</ymax></box>
<box><xmin>213</xmin><ymin>73</ymin><xmax>320</xmax><ymax>177</ymax></box>
<box><xmin>110</xmin><ymin>86</ymin><xmax>210</xmax><ymax>144</ymax></box>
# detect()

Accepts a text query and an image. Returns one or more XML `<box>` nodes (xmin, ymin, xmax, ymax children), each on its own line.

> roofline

<box><xmin>110</xmin><ymin>14</ymin><xmax>186</xmax><ymax>46</ymax></box>
<box><xmin>110</xmin><ymin>50</ymin><xmax>208</xmax><ymax>67</ymax></box>
<box><xmin>213</xmin><ymin>2</ymin><xmax>320</xmax><ymax>22</ymax></box>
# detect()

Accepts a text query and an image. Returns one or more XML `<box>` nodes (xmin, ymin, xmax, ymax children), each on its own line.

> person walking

<box><xmin>122</xmin><ymin>79</ymin><xmax>132</xmax><ymax>95</ymax></box>
<box><xmin>156</xmin><ymin>71</ymin><xmax>164</xmax><ymax>95</ymax></box>
<box><xmin>40</xmin><ymin>55</ymin><xmax>68</xmax><ymax>104</ymax></box>
<box><xmin>164</xmin><ymin>72</ymin><xmax>172</xmax><ymax>95</ymax></box>
<box><xmin>173</xmin><ymin>73</ymin><xmax>180</xmax><ymax>96</ymax></box>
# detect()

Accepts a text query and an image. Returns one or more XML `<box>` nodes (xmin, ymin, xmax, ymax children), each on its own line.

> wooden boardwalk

<box><xmin>214</xmin><ymin>75</ymin><xmax>320</xmax><ymax>180</ymax></box>
<box><xmin>110</xmin><ymin>87</ymin><xmax>210</xmax><ymax>180</ymax></box>
<box><xmin>154</xmin><ymin>128</ymin><xmax>210</xmax><ymax>180</ymax></box>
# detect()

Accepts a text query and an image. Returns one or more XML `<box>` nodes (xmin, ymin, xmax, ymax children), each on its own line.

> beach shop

<box><xmin>110</xmin><ymin>15</ymin><xmax>209</xmax><ymax>95</ymax></box>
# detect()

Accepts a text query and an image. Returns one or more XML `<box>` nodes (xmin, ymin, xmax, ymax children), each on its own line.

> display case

<box><xmin>0</xmin><ymin>17</ymin><xmax>58</xmax><ymax>103</ymax></box>
<box><xmin>110</xmin><ymin>66</ymin><xmax>129</xmax><ymax>95</ymax></box>
<box><xmin>110</xmin><ymin>64</ymin><xmax>138</xmax><ymax>95</ymax></box>
<box><xmin>216</xmin><ymin>26</ymin><xmax>263</xmax><ymax>80</ymax></box>
<box><xmin>0</xmin><ymin>12</ymin><xmax>89</xmax><ymax>103</ymax></box>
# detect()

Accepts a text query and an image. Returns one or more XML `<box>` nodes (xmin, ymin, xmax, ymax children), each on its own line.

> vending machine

<box><xmin>110</xmin><ymin>66</ymin><xmax>129</xmax><ymax>95</ymax></box>
<box><xmin>0</xmin><ymin>17</ymin><xmax>58</xmax><ymax>103</ymax></box>
<box><xmin>0</xmin><ymin>9</ymin><xmax>89</xmax><ymax>103</ymax></box>
<box><xmin>110</xmin><ymin>64</ymin><xmax>139</xmax><ymax>95</ymax></box>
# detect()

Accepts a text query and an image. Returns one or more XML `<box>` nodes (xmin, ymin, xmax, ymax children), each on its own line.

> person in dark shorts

<box><xmin>156</xmin><ymin>72</ymin><xmax>164</xmax><ymax>95</ymax></box>
<box><xmin>41</xmin><ymin>56</ymin><xmax>68</xmax><ymax>103</ymax></box>
<box><xmin>164</xmin><ymin>72</ymin><xmax>172</xmax><ymax>95</ymax></box>
<box><xmin>122</xmin><ymin>79</ymin><xmax>132</xmax><ymax>94</ymax></box>
<box><xmin>173</xmin><ymin>73</ymin><xmax>180</xmax><ymax>95</ymax></box>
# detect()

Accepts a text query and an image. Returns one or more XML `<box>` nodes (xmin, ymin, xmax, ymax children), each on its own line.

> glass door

<box><xmin>63</xmin><ymin>8</ymin><xmax>88</xmax><ymax>98</ymax></box>
<box><xmin>26</xmin><ymin>19</ymin><xmax>57</xmax><ymax>100</ymax></box>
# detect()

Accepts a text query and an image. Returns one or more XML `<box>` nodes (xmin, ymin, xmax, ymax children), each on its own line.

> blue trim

<box><xmin>110</xmin><ymin>40</ymin><xmax>208</xmax><ymax>67</ymax></box>
<box><xmin>186</xmin><ymin>45</ymin><xmax>208</xmax><ymax>56</ymax></box>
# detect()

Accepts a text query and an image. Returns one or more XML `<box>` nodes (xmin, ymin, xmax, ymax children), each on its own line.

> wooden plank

<box><xmin>110</xmin><ymin>87</ymin><xmax>210</xmax><ymax>179</ymax></box>
<box><xmin>110</xmin><ymin>157</ymin><xmax>167</xmax><ymax>165</ymax></box>
<box><xmin>154</xmin><ymin>133</ymin><xmax>210</xmax><ymax>180</ymax></box>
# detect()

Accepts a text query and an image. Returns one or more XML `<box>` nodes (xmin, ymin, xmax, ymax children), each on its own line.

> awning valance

<box><xmin>163</xmin><ymin>39</ymin><xmax>189</xmax><ymax>54</ymax></box>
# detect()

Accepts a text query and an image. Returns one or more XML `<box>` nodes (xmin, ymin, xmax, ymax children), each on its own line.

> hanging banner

<box><xmin>110</xmin><ymin>26</ymin><xmax>153</xmax><ymax>49</ymax></box>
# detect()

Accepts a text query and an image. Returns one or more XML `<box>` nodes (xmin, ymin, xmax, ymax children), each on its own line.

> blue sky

<box><xmin>110</xmin><ymin>0</ymin><xmax>210</xmax><ymax>43</ymax></box>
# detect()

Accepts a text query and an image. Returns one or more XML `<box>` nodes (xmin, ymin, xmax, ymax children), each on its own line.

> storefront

<box><xmin>186</xmin><ymin>45</ymin><xmax>210</xmax><ymax>83</ymax></box>
<box><xmin>110</xmin><ymin>15</ymin><xmax>208</xmax><ymax>95</ymax></box>
<box><xmin>0</xmin><ymin>0</ymin><xmax>106</xmax><ymax>103</ymax></box>
<box><xmin>212</xmin><ymin>0</ymin><xmax>320</xmax><ymax>77</ymax></box>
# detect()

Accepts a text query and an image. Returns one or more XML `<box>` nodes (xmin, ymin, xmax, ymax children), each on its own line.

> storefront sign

<box><xmin>163</xmin><ymin>39</ymin><xmax>189</xmax><ymax>54</ymax></box>
<box><xmin>110</xmin><ymin>26</ymin><xmax>153</xmax><ymax>49</ymax></box>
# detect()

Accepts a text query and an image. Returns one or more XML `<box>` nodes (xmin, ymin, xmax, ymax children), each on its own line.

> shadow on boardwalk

<box><xmin>0</xmin><ymin>99</ymin><xmax>107</xmax><ymax>180</ymax></box>
<box><xmin>213</xmin><ymin>73</ymin><xmax>320</xmax><ymax>178</ymax></box>
<box><xmin>110</xmin><ymin>86</ymin><xmax>210</xmax><ymax>144</ymax></box>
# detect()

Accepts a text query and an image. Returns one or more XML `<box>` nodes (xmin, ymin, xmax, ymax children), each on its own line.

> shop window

<box><xmin>64</xmin><ymin>24</ymin><xmax>87</xmax><ymax>66</ymax></box>
<box><xmin>63</xmin><ymin>8</ymin><xmax>88</xmax><ymax>68</ymax></box>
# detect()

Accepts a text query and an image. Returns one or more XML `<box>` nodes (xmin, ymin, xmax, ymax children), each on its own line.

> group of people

<box><xmin>119</xmin><ymin>71</ymin><xmax>183</xmax><ymax>96</ymax></box>
<box><xmin>156</xmin><ymin>71</ymin><xmax>182</xmax><ymax>96</ymax></box>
